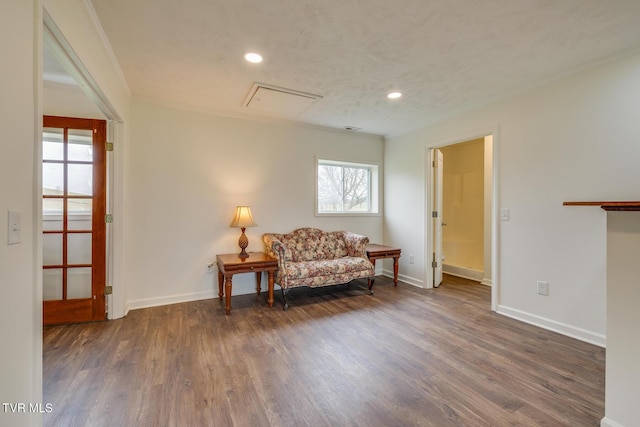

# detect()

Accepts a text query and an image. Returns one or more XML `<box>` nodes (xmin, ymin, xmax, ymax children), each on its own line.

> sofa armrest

<box><xmin>262</xmin><ymin>233</ymin><xmax>291</xmax><ymax>263</ymax></box>
<box><xmin>343</xmin><ymin>232</ymin><xmax>370</xmax><ymax>259</ymax></box>
<box><xmin>263</xmin><ymin>233</ymin><xmax>283</xmax><ymax>258</ymax></box>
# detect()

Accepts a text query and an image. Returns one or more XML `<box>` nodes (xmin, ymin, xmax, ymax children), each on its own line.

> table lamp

<box><xmin>229</xmin><ymin>206</ymin><xmax>257</xmax><ymax>258</ymax></box>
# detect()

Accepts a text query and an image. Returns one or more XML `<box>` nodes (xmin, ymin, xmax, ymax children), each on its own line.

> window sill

<box><xmin>315</xmin><ymin>212</ymin><xmax>381</xmax><ymax>217</ymax></box>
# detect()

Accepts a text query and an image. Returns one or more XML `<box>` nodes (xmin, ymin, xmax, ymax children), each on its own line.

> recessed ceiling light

<box><xmin>244</xmin><ymin>52</ymin><xmax>263</xmax><ymax>63</ymax></box>
<box><xmin>387</xmin><ymin>91</ymin><xmax>402</xmax><ymax>99</ymax></box>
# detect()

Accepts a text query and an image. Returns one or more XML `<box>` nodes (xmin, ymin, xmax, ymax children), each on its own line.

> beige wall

<box><xmin>441</xmin><ymin>139</ymin><xmax>484</xmax><ymax>272</ymax></box>
<box><xmin>0</xmin><ymin>2</ymin><xmax>42</xmax><ymax>426</ymax></box>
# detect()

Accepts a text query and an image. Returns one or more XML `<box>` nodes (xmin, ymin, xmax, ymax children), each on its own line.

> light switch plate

<box><xmin>8</xmin><ymin>211</ymin><xmax>21</xmax><ymax>245</ymax></box>
<box><xmin>500</xmin><ymin>209</ymin><xmax>510</xmax><ymax>221</ymax></box>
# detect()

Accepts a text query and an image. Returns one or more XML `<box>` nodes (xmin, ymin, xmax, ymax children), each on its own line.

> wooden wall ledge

<box><xmin>563</xmin><ymin>201</ymin><xmax>640</xmax><ymax>211</ymax></box>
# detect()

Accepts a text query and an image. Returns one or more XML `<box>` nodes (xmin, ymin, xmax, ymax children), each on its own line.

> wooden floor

<box><xmin>43</xmin><ymin>275</ymin><xmax>605</xmax><ymax>427</ymax></box>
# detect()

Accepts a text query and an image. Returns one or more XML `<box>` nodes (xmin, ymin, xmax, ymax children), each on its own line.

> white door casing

<box><xmin>432</xmin><ymin>148</ymin><xmax>444</xmax><ymax>287</ymax></box>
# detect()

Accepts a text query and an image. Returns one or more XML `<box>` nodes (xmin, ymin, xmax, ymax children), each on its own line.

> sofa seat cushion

<box><xmin>283</xmin><ymin>257</ymin><xmax>373</xmax><ymax>288</ymax></box>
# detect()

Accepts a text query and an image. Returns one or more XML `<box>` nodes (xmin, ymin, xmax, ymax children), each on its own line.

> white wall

<box><xmin>385</xmin><ymin>50</ymin><xmax>640</xmax><ymax>346</ymax></box>
<box><xmin>126</xmin><ymin>100</ymin><xmax>384</xmax><ymax>309</ymax></box>
<box><xmin>0</xmin><ymin>1</ymin><xmax>42</xmax><ymax>426</ymax></box>
<box><xmin>605</xmin><ymin>211</ymin><xmax>640</xmax><ymax>427</ymax></box>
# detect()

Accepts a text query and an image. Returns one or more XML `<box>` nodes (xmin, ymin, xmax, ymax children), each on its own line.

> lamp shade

<box><xmin>229</xmin><ymin>206</ymin><xmax>257</xmax><ymax>228</ymax></box>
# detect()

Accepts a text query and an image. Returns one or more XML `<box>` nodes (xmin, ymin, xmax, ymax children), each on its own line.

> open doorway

<box><xmin>440</xmin><ymin>138</ymin><xmax>489</xmax><ymax>283</ymax></box>
<box><xmin>426</xmin><ymin>133</ymin><xmax>497</xmax><ymax>311</ymax></box>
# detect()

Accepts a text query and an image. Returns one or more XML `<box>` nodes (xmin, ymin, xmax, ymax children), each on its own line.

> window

<box><xmin>316</xmin><ymin>159</ymin><xmax>379</xmax><ymax>215</ymax></box>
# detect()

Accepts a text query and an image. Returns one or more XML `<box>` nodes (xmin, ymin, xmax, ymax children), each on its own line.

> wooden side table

<box><xmin>366</xmin><ymin>244</ymin><xmax>402</xmax><ymax>286</ymax></box>
<box><xmin>216</xmin><ymin>251</ymin><xmax>278</xmax><ymax>315</ymax></box>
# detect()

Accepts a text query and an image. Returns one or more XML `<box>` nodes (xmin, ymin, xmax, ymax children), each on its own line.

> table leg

<box><xmin>224</xmin><ymin>275</ymin><xmax>233</xmax><ymax>315</ymax></box>
<box><xmin>267</xmin><ymin>270</ymin><xmax>275</xmax><ymax>308</ymax></box>
<box><xmin>255</xmin><ymin>271</ymin><xmax>262</xmax><ymax>295</ymax></box>
<box><xmin>393</xmin><ymin>257</ymin><xmax>399</xmax><ymax>286</ymax></box>
<box><xmin>217</xmin><ymin>269</ymin><xmax>223</xmax><ymax>299</ymax></box>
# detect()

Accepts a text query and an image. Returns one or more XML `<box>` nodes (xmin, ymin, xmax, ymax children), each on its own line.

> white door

<box><xmin>432</xmin><ymin>148</ymin><xmax>444</xmax><ymax>287</ymax></box>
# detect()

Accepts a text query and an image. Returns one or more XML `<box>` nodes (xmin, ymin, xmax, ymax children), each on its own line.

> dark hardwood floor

<box><xmin>43</xmin><ymin>275</ymin><xmax>605</xmax><ymax>426</ymax></box>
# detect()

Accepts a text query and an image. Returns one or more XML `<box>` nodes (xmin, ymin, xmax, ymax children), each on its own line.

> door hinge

<box><xmin>105</xmin><ymin>214</ymin><xmax>113</xmax><ymax>224</ymax></box>
<box><xmin>106</xmin><ymin>142</ymin><xmax>114</xmax><ymax>152</ymax></box>
<box><xmin>432</xmin><ymin>261</ymin><xmax>438</xmax><ymax>268</ymax></box>
<box><xmin>104</xmin><ymin>286</ymin><xmax>113</xmax><ymax>295</ymax></box>
<box><xmin>432</xmin><ymin>211</ymin><xmax>438</xmax><ymax>218</ymax></box>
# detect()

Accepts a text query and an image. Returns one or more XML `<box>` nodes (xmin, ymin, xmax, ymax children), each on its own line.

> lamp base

<box><xmin>238</xmin><ymin>227</ymin><xmax>249</xmax><ymax>258</ymax></box>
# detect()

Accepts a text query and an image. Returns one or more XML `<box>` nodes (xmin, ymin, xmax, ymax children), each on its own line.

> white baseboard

<box><xmin>124</xmin><ymin>272</ymin><xmax>422</xmax><ymax>313</ymax></box>
<box><xmin>127</xmin><ymin>290</ymin><xmax>216</xmax><ymax>311</ymax></box>
<box><xmin>381</xmin><ymin>269</ymin><xmax>423</xmax><ymax>288</ymax></box>
<box><xmin>497</xmin><ymin>305</ymin><xmax>606</xmax><ymax>348</ymax></box>
<box><xmin>601</xmin><ymin>417</ymin><xmax>625</xmax><ymax>427</ymax></box>
<box><xmin>443</xmin><ymin>264</ymin><xmax>484</xmax><ymax>282</ymax></box>
<box><xmin>480</xmin><ymin>277</ymin><xmax>492</xmax><ymax>286</ymax></box>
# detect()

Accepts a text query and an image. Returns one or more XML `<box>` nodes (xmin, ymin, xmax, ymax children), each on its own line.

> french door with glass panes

<box><xmin>42</xmin><ymin>116</ymin><xmax>107</xmax><ymax>325</ymax></box>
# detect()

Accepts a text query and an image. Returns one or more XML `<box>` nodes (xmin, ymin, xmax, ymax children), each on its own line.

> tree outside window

<box><xmin>317</xmin><ymin>159</ymin><xmax>378</xmax><ymax>214</ymax></box>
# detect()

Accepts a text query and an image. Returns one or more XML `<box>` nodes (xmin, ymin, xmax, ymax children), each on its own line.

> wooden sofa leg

<box><xmin>281</xmin><ymin>288</ymin><xmax>289</xmax><ymax>311</ymax></box>
<box><xmin>368</xmin><ymin>277</ymin><xmax>375</xmax><ymax>294</ymax></box>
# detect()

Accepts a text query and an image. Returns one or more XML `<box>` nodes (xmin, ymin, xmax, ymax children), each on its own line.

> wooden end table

<box><xmin>216</xmin><ymin>251</ymin><xmax>278</xmax><ymax>315</ymax></box>
<box><xmin>366</xmin><ymin>244</ymin><xmax>402</xmax><ymax>286</ymax></box>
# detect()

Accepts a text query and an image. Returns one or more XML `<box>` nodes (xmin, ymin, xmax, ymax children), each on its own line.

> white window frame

<box><xmin>315</xmin><ymin>157</ymin><xmax>380</xmax><ymax>216</ymax></box>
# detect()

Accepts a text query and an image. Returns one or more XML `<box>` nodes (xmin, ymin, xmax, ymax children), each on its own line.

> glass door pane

<box><xmin>43</xmin><ymin>128</ymin><xmax>64</xmax><ymax>161</ymax></box>
<box><xmin>67</xmin><ymin>198</ymin><xmax>92</xmax><ymax>231</ymax></box>
<box><xmin>67</xmin><ymin>267</ymin><xmax>92</xmax><ymax>299</ymax></box>
<box><xmin>43</xmin><ymin>198</ymin><xmax>63</xmax><ymax>231</ymax></box>
<box><xmin>43</xmin><ymin>269</ymin><xmax>63</xmax><ymax>301</ymax></box>
<box><xmin>43</xmin><ymin>163</ymin><xmax>64</xmax><ymax>196</ymax></box>
<box><xmin>43</xmin><ymin>233</ymin><xmax>63</xmax><ymax>265</ymax></box>
<box><xmin>67</xmin><ymin>164</ymin><xmax>93</xmax><ymax>196</ymax></box>
<box><xmin>67</xmin><ymin>233</ymin><xmax>92</xmax><ymax>265</ymax></box>
<box><xmin>67</xmin><ymin>129</ymin><xmax>93</xmax><ymax>162</ymax></box>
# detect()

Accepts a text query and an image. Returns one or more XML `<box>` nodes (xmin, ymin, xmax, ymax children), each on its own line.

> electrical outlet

<box><xmin>537</xmin><ymin>281</ymin><xmax>549</xmax><ymax>296</ymax></box>
<box><xmin>409</xmin><ymin>255</ymin><xmax>414</xmax><ymax>264</ymax></box>
<box><xmin>206</xmin><ymin>263</ymin><xmax>215</xmax><ymax>273</ymax></box>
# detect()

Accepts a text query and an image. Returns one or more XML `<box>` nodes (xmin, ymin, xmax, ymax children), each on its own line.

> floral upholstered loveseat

<box><xmin>263</xmin><ymin>228</ymin><xmax>375</xmax><ymax>309</ymax></box>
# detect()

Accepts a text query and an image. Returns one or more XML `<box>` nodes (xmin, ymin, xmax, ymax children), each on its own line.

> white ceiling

<box><xmin>87</xmin><ymin>0</ymin><xmax>640</xmax><ymax>137</ymax></box>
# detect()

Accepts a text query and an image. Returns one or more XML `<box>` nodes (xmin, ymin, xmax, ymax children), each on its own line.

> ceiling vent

<box><xmin>243</xmin><ymin>83</ymin><xmax>322</xmax><ymax>116</ymax></box>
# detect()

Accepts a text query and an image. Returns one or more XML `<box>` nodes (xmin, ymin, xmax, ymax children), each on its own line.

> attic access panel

<box><xmin>243</xmin><ymin>83</ymin><xmax>322</xmax><ymax>116</ymax></box>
